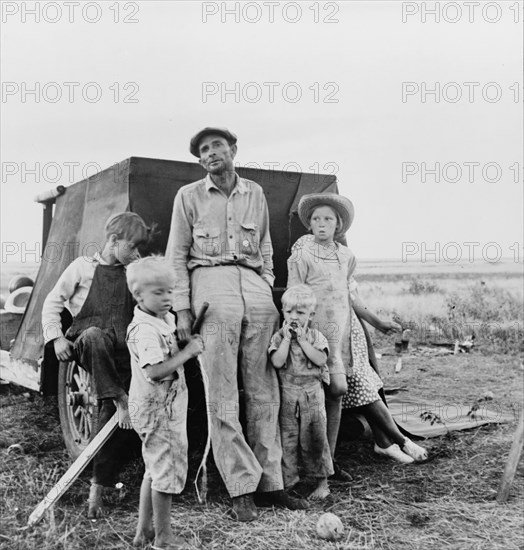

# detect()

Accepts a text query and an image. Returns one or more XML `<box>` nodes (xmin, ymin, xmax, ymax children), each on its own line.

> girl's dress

<box><xmin>287</xmin><ymin>235</ymin><xmax>382</xmax><ymax>408</ymax></box>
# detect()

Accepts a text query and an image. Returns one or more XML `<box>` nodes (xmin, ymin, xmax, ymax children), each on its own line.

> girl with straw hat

<box><xmin>288</xmin><ymin>194</ymin><xmax>428</xmax><ymax>471</ymax></box>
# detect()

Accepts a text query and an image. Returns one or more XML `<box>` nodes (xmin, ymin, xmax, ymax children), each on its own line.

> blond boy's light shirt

<box><xmin>166</xmin><ymin>173</ymin><xmax>275</xmax><ymax>311</ymax></box>
<box><xmin>41</xmin><ymin>252</ymin><xmax>110</xmax><ymax>344</ymax></box>
<box><xmin>126</xmin><ymin>307</ymin><xmax>179</xmax><ymax>395</ymax></box>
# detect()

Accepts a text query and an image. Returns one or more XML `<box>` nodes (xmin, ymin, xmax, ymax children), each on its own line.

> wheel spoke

<box><xmin>77</xmin><ymin>368</ymin><xmax>88</xmax><ymax>385</ymax></box>
<box><xmin>61</xmin><ymin>360</ymin><xmax>96</xmax><ymax>455</ymax></box>
<box><xmin>83</xmin><ymin>416</ymin><xmax>90</xmax><ymax>439</ymax></box>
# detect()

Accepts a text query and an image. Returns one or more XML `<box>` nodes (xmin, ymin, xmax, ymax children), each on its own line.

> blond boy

<box><xmin>269</xmin><ymin>284</ymin><xmax>334</xmax><ymax>500</ymax></box>
<box><xmin>126</xmin><ymin>256</ymin><xmax>203</xmax><ymax>549</ymax></box>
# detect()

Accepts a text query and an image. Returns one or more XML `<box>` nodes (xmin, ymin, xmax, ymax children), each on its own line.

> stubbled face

<box><xmin>282</xmin><ymin>303</ymin><xmax>315</xmax><ymax>330</ymax></box>
<box><xmin>198</xmin><ymin>134</ymin><xmax>237</xmax><ymax>175</ymax></box>
<box><xmin>113</xmin><ymin>238</ymin><xmax>141</xmax><ymax>265</ymax></box>
<box><xmin>309</xmin><ymin>205</ymin><xmax>338</xmax><ymax>244</ymax></box>
<box><xmin>136</xmin><ymin>281</ymin><xmax>174</xmax><ymax>317</ymax></box>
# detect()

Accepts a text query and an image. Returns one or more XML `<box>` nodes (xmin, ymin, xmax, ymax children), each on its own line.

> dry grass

<box><xmin>357</xmin><ymin>273</ymin><xmax>523</xmax><ymax>354</ymax></box>
<box><xmin>1</xmin><ymin>261</ymin><xmax>522</xmax><ymax>548</ymax></box>
<box><xmin>1</xmin><ymin>352</ymin><xmax>523</xmax><ymax>550</ymax></box>
<box><xmin>359</xmin><ymin>275</ymin><xmax>523</xmax><ymax>320</ymax></box>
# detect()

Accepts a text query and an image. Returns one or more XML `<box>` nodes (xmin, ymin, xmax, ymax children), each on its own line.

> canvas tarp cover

<box><xmin>11</xmin><ymin>160</ymin><xmax>131</xmax><ymax>364</ymax></box>
<box><xmin>11</xmin><ymin>157</ymin><xmax>338</xmax><ymax>365</ymax></box>
<box><xmin>385</xmin><ymin>394</ymin><xmax>517</xmax><ymax>438</ymax></box>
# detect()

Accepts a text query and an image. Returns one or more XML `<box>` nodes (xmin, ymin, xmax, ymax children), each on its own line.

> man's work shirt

<box><xmin>166</xmin><ymin>173</ymin><xmax>275</xmax><ymax>311</ymax></box>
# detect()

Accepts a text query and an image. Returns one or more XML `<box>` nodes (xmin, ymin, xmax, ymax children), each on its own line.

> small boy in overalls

<box><xmin>126</xmin><ymin>256</ymin><xmax>204</xmax><ymax>549</ymax></box>
<box><xmin>42</xmin><ymin>212</ymin><xmax>151</xmax><ymax>518</ymax></box>
<box><xmin>269</xmin><ymin>284</ymin><xmax>334</xmax><ymax>500</ymax></box>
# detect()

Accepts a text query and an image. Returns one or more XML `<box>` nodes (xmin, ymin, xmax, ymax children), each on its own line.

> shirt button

<box><xmin>228</xmin><ymin>217</ymin><xmax>232</xmax><ymax>221</ymax></box>
<box><xmin>229</xmin><ymin>235</ymin><xmax>233</xmax><ymax>239</ymax></box>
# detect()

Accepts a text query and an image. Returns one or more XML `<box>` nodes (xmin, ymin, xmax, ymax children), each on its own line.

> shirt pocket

<box><xmin>240</xmin><ymin>222</ymin><xmax>260</xmax><ymax>255</ymax></box>
<box><xmin>193</xmin><ymin>225</ymin><xmax>221</xmax><ymax>257</ymax></box>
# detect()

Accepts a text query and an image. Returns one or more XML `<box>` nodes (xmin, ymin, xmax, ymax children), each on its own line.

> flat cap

<box><xmin>189</xmin><ymin>127</ymin><xmax>237</xmax><ymax>157</ymax></box>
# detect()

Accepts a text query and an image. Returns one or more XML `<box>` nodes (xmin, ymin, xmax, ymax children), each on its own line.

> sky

<box><xmin>1</xmin><ymin>0</ymin><xmax>522</xmax><ymax>264</ymax></box>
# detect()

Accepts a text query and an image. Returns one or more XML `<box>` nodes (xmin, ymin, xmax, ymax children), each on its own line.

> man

<box><xmin>166</xmin><ymin>127</ymin><xmax>308</xmax><ymax>521</ymax></box>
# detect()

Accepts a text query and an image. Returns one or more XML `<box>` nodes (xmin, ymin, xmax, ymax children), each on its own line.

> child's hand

<box><xmin>377</xmin><ymin>320</ymin><xmax>401</xmax><ymax>335</ymax></box>
<box><xmin>282</xmin><ymin>322</ymin><xmax>294</xmax><ymax>342</ymax></box>
<box><xmin>54</xmin><ymin>336</ymin><xmax>74</xmax><ymax>362</ymax></box>
<box><xmin>185</xmin><ymin>335</ymin><xmax>204</xmax><ymax>358</ymax></box>
<box><xmin>168</xmin><ymin>337</ymin><xmax>178</xmax><ymax>356</ymax></box>
<box><xmin>294</xmin><ymin>324</ymin><xmax>307</xmax><ymax>343</ymax></box>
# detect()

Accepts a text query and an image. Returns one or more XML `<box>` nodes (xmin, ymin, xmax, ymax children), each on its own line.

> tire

<box><xmin>8</xmin><ymin>275</ymin><xmax>34</xmax><ymax>294</ymax></box>
<box><xmin>58</xmin><ymin>360</ymin><xmax>98</xmax><ymax>459</ymax></box>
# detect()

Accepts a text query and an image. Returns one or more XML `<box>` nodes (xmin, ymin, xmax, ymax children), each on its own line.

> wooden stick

<box><xmin>497</xmin><ymin>410</ymin><xmax>524</xmax><ymax>503</ymax></box>
<box><xmin>191</xmin><ymin>302</ymin><xmax>209</xmax><ymax>334</ymax></box>
<box><xmin>27</xmin><ymin>414</ymin><xmax>118</xmax><ymax>526</ymax></box>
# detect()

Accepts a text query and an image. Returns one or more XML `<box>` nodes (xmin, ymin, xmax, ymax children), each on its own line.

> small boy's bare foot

<box><xmin>152</xmin><ymin>534</ymin><xmax>192</xmax><ymax>550</ymax></box>
<box><xmin>309</xmin><ymin>479</ymin><xmax>330</xmax><ymax>501</ymax></box>
<box><xmin>113</xmin><ymin>394</ymin><xmax>132</xmax><ymax>429</ymax></box>
<box><xmin>87</xmin><ymin>482</ymin><xmax>104</xmax><ymax>519</ymax></box>
<box><xmin>133</xmin><ymin>529</ymin><xmax>155</xmax><ymax>547</ymax></box>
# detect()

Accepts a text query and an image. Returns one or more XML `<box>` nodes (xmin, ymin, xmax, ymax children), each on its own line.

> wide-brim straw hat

<box><xmin>298</xmin><ymin>193</ymin><xmax>355</xmax><ymax>236</ymax></box>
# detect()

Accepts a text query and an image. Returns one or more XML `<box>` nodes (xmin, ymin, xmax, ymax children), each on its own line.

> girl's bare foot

<box><xmin>87</xmin><ymin>482</ymin><xmax>104</xmax><ymax>519</ymax></box>
<box><xmin>113</xmin><ymin>393</ymin><xmax>132</xmax><ymax>429</ymax></box>
<box><xmin>309</xmin><ymin>478</ymin><xmax>330</xmax><ymax>500</ymax></box>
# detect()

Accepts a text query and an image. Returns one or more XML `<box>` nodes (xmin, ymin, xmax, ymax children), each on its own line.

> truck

<box><xmin>0</xmin><ymin>156</ymin><xmax>340</xmax><ymax>458</ymax></box>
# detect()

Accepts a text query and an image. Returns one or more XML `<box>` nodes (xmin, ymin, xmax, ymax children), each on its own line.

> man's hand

<box><xmin>53</xmin><ymin>336</ymin><xmax>74</xmax><ymax>362</ymax></box>
<box><xmin>261</xmin><ymin>274</ymin><xmax>273</xmax><ymax>288</ymax></box>
<box><xmin>176</xmin><ymin>308</ymin><xmax>194</xmax><ymax>343</ymax></box>
<box><xmin>185</xmin><ymin>335</ymin><xmax>205</xmax><ymax>358</ymax></box>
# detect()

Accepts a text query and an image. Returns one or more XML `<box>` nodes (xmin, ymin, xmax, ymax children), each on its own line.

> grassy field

<box><xmin>0</xmin><ymin>260</ymin><xmax>522</xmax><ymax>549</ymax></box>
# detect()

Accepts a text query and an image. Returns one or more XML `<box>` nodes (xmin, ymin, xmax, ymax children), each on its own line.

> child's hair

<box><xmin>308</xmin><ymin>205</ymin><xmax>344</xmax><ymax>237</ymax></box>
<box><xmin>126</xmin><ymin>255</ymin><xmax>176</xmax><ymax>296</ymax></box>
<box><xmin>104</xmin><ymin>212</ymin><xmax>152</xmax><ymax>246</ymax></box>
<box><xmin>281</xmin><ymin>284</ymin><xmax>317</xmax><ymax>311</ymax></box>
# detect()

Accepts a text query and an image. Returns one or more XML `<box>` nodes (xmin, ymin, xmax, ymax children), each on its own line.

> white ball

<box><xmin>316</xmin><ymin>512</ymin><xmax>344</xmax><ymax>541</ymax></box>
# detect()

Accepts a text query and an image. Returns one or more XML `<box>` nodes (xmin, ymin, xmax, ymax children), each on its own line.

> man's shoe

<box><xmin>330</xmin><ymin>461</ymin><xmax>353</xmax><ymax>482</ymax></box>
<box><xmin>402</xmin><ymin>438</ymin><xmax>428</xmax><ymax>462</ymax></box>
<box><xmin>374</xmin><ymin>443</ymin><xmax>414</xmax><ymax>464</ymax></box>
<box><xmin>257</xmin><ymin>490</ymin><xmax>309</xmax><ymax>510</ymax></box>
<box><xmin>231</xmin><ymin>493</ymin><xmax>258</xmax><ymax>522</ymax></box>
